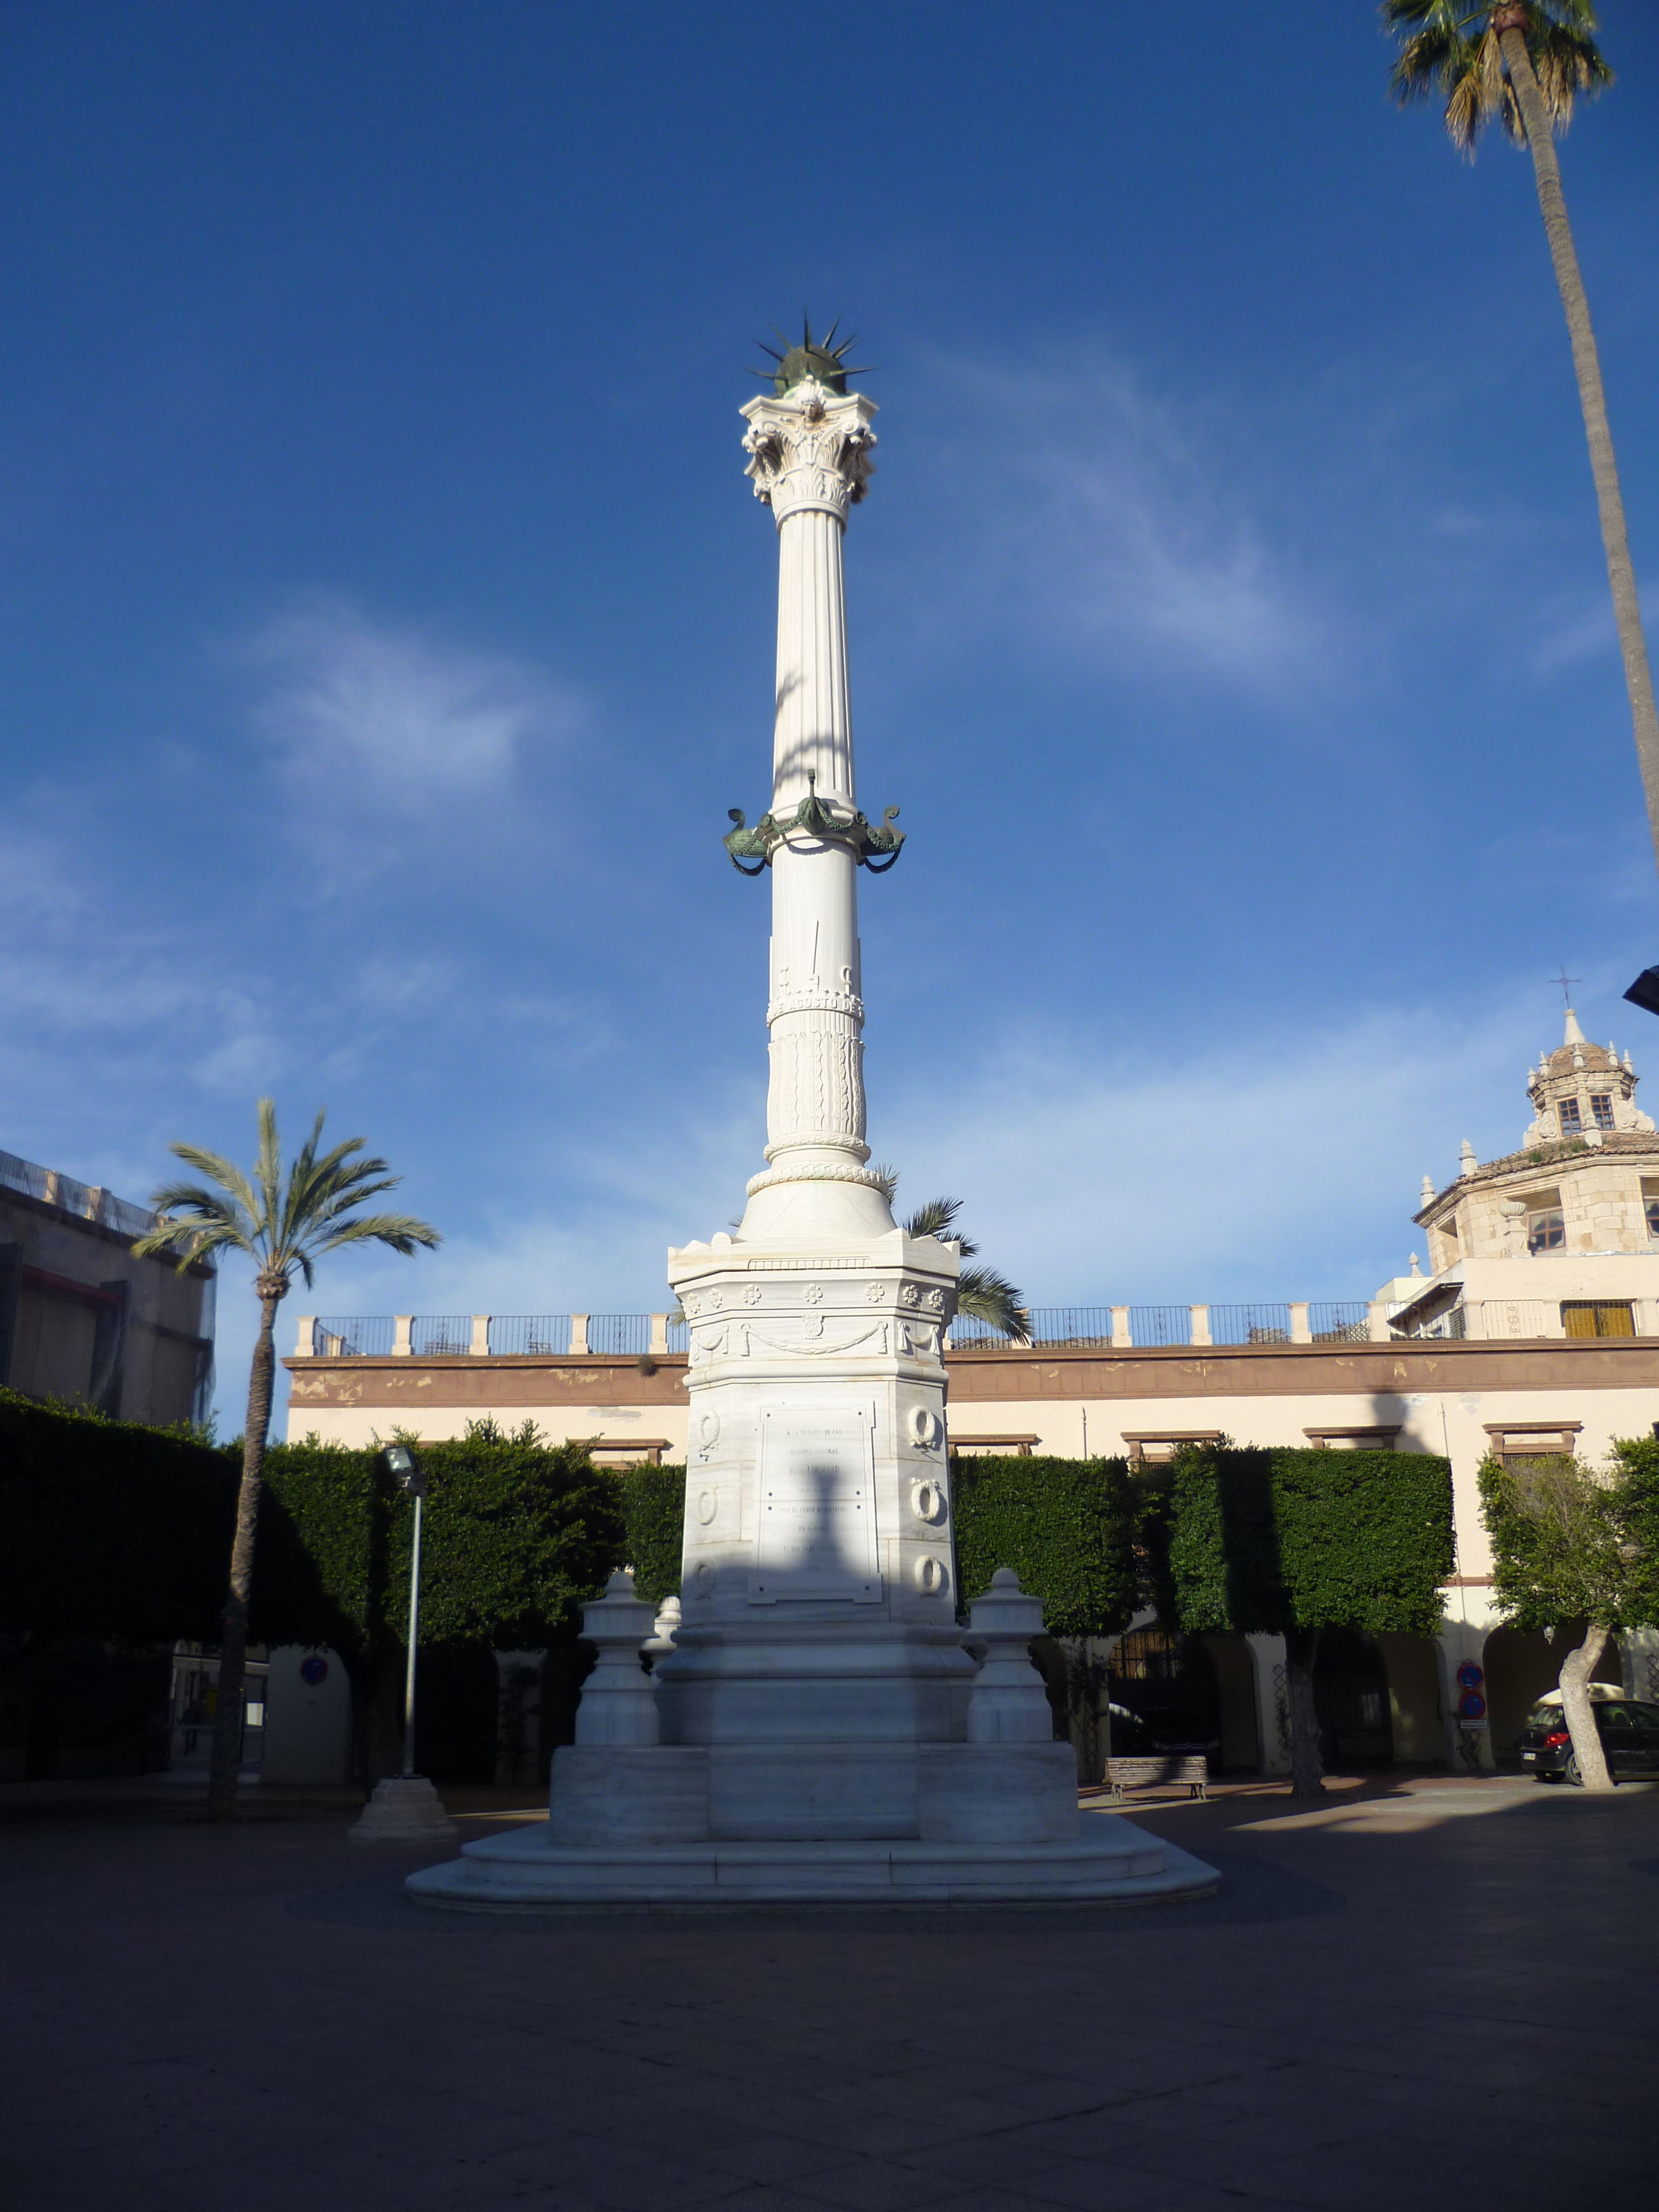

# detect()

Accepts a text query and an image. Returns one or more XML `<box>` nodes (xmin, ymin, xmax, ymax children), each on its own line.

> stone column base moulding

<box><xmin>350</xmin><ymin>1776</ymin><xmax>459</xmax><ymax>1846</ymax></box>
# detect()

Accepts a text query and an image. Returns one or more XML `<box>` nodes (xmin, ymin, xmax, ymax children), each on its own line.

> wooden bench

<box><xmin>1103</xmin><ymin>1755</ymin><xmax>1209</xmax><ymax>1801</ymax></box>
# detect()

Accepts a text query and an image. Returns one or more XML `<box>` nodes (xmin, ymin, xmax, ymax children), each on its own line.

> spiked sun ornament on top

<box><xmin>750</xmin><ymin>312</ymin><xmax>876</xmax><ymax>398</ymax></box>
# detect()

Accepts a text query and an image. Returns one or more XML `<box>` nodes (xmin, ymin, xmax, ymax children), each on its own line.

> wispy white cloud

<box><xmin>872</xmin><ymin>991</ymin><xmax>1582</xmax><ymax>1305</ymax></box>
<box><xmin>1528</xmin><ymin>584</ymin><xmax>1659</xmax><ymax>676</ymax></box>
<box><xmin>247</xmin><ymin>596</ymin><xmax>580</xmax><ymax>830</ymax></box>
<box><xmin>914</xmin><ymin>350</ymin><xmax>1330</xmax><ymax>695</ymax></box>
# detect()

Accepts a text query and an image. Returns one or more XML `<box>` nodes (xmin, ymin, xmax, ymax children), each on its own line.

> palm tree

<box><xmin>874</xmin><ymin>1174</ymin><xmax>1031</xmax><ymax>1343</ymax></box>
<box><xmin>1383</xmin><ymin>3</ymin><xmax>1659</xmax><ymax>871</ymax></box>
<box><xmin>134</xmin><ymin>1099</ymin><xmax>439</xmax><ymax>1818</ymax></box>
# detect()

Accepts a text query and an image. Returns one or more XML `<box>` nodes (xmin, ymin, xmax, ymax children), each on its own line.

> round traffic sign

<box><xmin>1456</xmin><ymin>1661</ymin><xmax>1484</xmax><ymax>1691</ymax></box>
<box><xmin>1457</xmin><ymin>1689</ymin><xmax>1486</xmax><ymax>1720</ymax></box>
<box><xmin>299</xmin><ymin>1655</ymin><xmax>329</xmax><ymax>1685</ymax></box>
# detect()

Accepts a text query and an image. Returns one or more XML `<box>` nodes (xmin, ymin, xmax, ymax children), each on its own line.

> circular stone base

<box><xmin>405</xmin><ymin>1814</ymin><xmax>1218</xmax><ymax>1912</ymax></box>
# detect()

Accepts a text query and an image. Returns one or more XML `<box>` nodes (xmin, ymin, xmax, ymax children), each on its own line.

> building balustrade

<box><xmin>293</xmin><ymin>1294</ymin><xmax>1659</xmax><ymax>1360</ymax></box>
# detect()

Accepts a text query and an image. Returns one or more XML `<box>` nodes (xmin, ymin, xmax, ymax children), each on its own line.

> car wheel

<box><xmin>1565</xmin><ymin>1752</ymin><xmax>1582</xmax><ymax>1787</ymax></box>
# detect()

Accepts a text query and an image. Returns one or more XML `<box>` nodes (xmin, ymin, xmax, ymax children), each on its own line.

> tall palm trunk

<box><xmin>1284</xmin><ymin>1626</ymin><xmax>1326</xmax><ymax>1799</ymax></box>
<box><xmin>1558</xmin><ymin>1621</ymin><xmax>1615</xmax><ymax>1792</ymax></box>
<box><xmin>1493</xmin><ymin>8</ymin><xmax>1659</xmax><ymax>872</ymax></box>
<box><xmin>207</xmin><ymin>1286</ymin><xmax>281</xmax><ymax>1820</ymax></box>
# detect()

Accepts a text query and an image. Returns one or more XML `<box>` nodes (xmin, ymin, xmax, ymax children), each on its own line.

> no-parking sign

<box><xmin>299</xmin><ymin>1655</ymin><xmax>329</xmax><ymax>1686</ymax></box>
<box><xmin>1456</xmin><ymin>1662</ymin><xmax>1484</xmax><ymax>1692</ymax></box>
<box><xmin>1458</xmin><ymin>1689</ymin><xmax>1487</xmax><ymax>1721</ymax></box>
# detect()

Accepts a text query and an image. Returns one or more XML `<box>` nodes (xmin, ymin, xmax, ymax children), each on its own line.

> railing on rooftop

<box><xmin>1311</xmin><ymin>1300</ymin><xmax>1371</xmax><ymax>1343</ymax></box>
<box><xmin>313</xmin><ymin>1316</ymin><xmax>396</xmax><ymax>1358</ymax></box>
<box><xmin>1130</xmin><ymin>1305</ymin><xmax>1192</xmax><ymax>1348</ymax></box>
<box><xmin>411</xmin><ymin>1315</ymin><xmax>473</xmax><ymax>1357</ymax></box>
<box><xmin>0</xmin><ymin>1145</ymin><xmax>166</xmax><ymax>1244</ymax></box>
<box><xmin>1209</xmin><ymin>1303</ymin><xmax>1291</xmax><ymax>1347</ymax></box>
<box><xmin>487</xmin><ymin>1314</ymin><xmax>573</xmax><ymax>1357</ymax></box>
<box><xmin>1025</xmin><ymin>1307</ymin><xmax>1115</xmax><ymax>1348</ymax></box>
<box><xmin>294</xmin><ymin>1294</ymin><xmax>1657</xmax><ymax>1358</ymax></box>
<box><xmin>587</xmin><ymin>1313</ymin><xmax>651</xmax><ymax>1357</ymax></box>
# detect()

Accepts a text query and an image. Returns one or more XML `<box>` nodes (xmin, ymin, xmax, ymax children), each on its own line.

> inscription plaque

<box><xmin>750</xmin><ymin>1401</ymin><xmax>881</xmax><ymax>1602</ymax></box>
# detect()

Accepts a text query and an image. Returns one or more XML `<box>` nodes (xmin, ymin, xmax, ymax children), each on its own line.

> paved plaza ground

<box><xmin>3</xmin><ymin>1772</ymin><xmax>1656</xmax><ymax>2212</ymax></box>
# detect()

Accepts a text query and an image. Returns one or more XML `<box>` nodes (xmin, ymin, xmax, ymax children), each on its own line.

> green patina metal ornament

<box><xmin>750</xmin><ymin>314</ymin><xmax>874</xmax><ymax>397</ymax></box>
<box><xmin>724</xmin><ymin>773</ymin><xmax>905</xmax><ymax>876</ymax></box>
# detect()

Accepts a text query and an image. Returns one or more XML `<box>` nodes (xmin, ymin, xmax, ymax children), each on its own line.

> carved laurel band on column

<box><xmin>767</xmin><ymin>1031</ymin><xmax>867</xmax><ymax>1153</ymax></box>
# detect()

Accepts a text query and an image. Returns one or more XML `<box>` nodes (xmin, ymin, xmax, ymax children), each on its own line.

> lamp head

<box><xmin>1624</xmin><ymin>966</ymin><xmax>1659</xmax><ymax>1019</ymax></box>
<box><xmin>380</xmin><ymin>1441</ymin><xmax>426</xmax><ymax>1496</ymax></box>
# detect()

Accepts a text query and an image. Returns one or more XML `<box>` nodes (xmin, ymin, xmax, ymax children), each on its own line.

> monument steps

<box><xmin>406</xmin><ymin>1816</ymin><xmax>1217</xmax><ymax>1910</ymax></box>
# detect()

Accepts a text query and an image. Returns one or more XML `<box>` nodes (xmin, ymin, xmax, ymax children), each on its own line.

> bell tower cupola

<box><xmin>1522</xmin><ymin>1007</ymin><xmax>1652</xmax><ymax>1147</ymax></box>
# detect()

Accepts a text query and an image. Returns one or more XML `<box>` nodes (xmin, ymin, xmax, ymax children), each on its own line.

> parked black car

<box><xmin>1517</xmin><ymin>1696</ymin><xmax>1659</xmax><ymax>1782</ymax></box>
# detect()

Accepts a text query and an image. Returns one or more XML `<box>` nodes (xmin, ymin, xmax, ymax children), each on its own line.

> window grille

<box><xmin>1561</xmin><ymin>1300</ymin><xmax>1634</xmax><ymax>1340</ymax></box>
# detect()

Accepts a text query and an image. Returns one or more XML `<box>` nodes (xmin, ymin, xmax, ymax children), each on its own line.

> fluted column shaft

<box><xmin>739</xmin><ymin>382</ymin><xmax>881</xmax><ymax>1200</ymax></box>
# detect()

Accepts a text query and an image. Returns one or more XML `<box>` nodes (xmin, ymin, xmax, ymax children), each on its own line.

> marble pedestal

<box><xmin>408</xmin><ymin>1573</ymin><xmax>1218</xmax><ymax>1911</ymax></box>
<box><xmin>406</xmin><ymin>1812</ymin><xmax>1218</xmax><ymax>1911</ymax></box>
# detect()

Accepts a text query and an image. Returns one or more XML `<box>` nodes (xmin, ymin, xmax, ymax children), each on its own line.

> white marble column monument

<box><xmin>409</xmin><ymin>331</ymin><xmax>1216</xmax><ymax>1907</ymax></box>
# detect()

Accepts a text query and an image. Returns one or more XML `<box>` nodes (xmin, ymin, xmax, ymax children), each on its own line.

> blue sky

<box><xmin>3</xmin><ymin>3</ymin><xmax>1658</xmax><ymax>1423</ymax></box>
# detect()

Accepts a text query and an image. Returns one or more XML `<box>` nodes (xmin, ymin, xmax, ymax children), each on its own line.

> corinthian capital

<box><xmin>740</xmin><ymin>380</ymin><xmax>877</xmax><ymax>526</ymax></box>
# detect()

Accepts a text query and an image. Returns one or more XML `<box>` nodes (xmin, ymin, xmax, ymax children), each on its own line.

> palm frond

<box><xmin>285</xmin><ymin>1176</ymin><xmax>406</xmax><ymax>1253</ymax></box>
<box><xmin>308</xmin><ymin>1211</ymin><xmax>443</xmax><ymax>1259</ymax></box>
<box><xmin>956</xmin><ymin>1265</ymin><xmax>1030</xmax><ymax>1345</ymax></box>
<box><xmin>1532</xmin><ymin>18</ymin><xmax>1612</xmax><ymax>129</ymax></box>
<box><xmin>254</xmin><ymin>1097</ymin><xmax>284</xmax><ymax>1240</ymax></box>
<box><xmin>1383</xmin><ymin>1</ymin><xmax>1610</xmax><ymax>153</ymax></box>
<box><xmin>903</xmin><ymin>1195</ymin><xmax>958</xmax><ymax>1239</ymax></box>
<box><xmin>156</xmin><ymin>1143</ymin><xmax>264</xmax><ymax>1227</ymax></box>
<box><xmin>131</xmin><ymin>1212</ymin><xmax>253</xmax><ymax>1272</ymax></box>
<box><xmin>868</xmin><ymin>1161</ymin><xmax>900</xmax><ymax>1203</ymax></box>
<box><xmin>901</xmin><ymin>1194</ymin><xmax>981</xmax><ymax>1258</ymax></box>
<box><xmin>142</xmin><ymin>1099</ymin><xmax>438</xmax><ymax>1293</ymax></box>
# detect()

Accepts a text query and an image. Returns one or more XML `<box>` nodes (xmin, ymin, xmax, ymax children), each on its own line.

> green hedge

<box><xmin>257</xmin><ymin>1422</ymin><xmax>627</xmax><ymax>1656</ymax></box>
<box><xmin>1613</xmin><ymin>1437</ymin><xmax>1659</xmax><ymax>1624</ymax></box>
<box><xmin>601</xmin><ymin>1457</ymin><xmax>1140</xmax><ymax>1636</ymax></box>
<box><xmin>0</xmin><ymin>1388</ymin><xmax>234</xmax><ymax>1641</ymax></box>
<box><xmin>1170</xmin><ymin>1446</ymin><xmax>1453</xmax><ymax>1639</ymax></box>
<box><xmin>951</xmin><ymin>1455</ymin><xmax>1136</xmax><ymax>1635</ymax></box>
<box><xmin>619</xmin><ymin>1464</ymin><xmax>686</xmax><ymax>1607</ymax></box>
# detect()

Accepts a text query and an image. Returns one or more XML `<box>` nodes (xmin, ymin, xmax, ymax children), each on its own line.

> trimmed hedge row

<box><xmin>951</xmin><ymin>1455</ymin><xmax>1136</xmax><ymax>1635</ymax></box>
<box><xmin>1168</xmin><ymin>1446</ymin><xmax>1454</xmax><ymax>1639</ymax></box>
<box><xmin>255</xmin><ymin>1423</ymin><xmax>625</xmax><ymax>1656</ymax></box>
<box><xmin>1</xmin><ymin>1398</ymin><xmax>1456</xmax><ymax>1658</ymax></box>
<box><xmin>596</xmin><ymin>1454</ymin><xmax>1141</xmax><ymax>1635</ymax></box>
<box><xmin>620</xmin><ymin>1464</ymin><xmax>687</xmax><ymax>1609</ymax></box>
<box><xmin>0</xmin><ymin>1388</ymin><xmax>234</xmax><ymax>1642</ymax></box>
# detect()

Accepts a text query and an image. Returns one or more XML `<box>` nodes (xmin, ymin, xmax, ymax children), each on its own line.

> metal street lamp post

<box><xmin>347</xmin><ymin>1441</ymin><xmax>456</xmax><ymax>1845</ymax></box>
<box><xmin>382</xmin><ymin>1443</ymin><xmax>427</xmax><ymax>1780</ymax></box>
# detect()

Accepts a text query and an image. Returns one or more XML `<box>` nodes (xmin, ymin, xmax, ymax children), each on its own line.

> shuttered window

<box><xmin>1561</xmin><ymin>1301</ymin><xmax>1635</xmax><ymax>1339</ymax></box>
